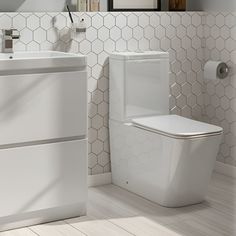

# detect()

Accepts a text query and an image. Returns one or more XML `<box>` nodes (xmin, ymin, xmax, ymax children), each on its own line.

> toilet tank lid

<box><xmin>132</xmin><ymin>115</ymin><xmax>223</xmax><ymax>139</ymax></box>
<box><xmin>110</xmin><ymin>51</ymin><xmax>169</xmax><ymax>60</ymax></box>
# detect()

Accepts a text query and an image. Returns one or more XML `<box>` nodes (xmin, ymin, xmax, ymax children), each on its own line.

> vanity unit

<box><xmin>0</xmin><ymin>51</ymin><xmax>87</xmax><ymax>231</ymax></box>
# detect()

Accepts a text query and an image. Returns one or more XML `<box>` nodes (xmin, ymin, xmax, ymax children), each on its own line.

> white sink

<box><xmin>0</xmin><ymin>51</ymin><xmax>86</xmax><ymax>75</ymax></box>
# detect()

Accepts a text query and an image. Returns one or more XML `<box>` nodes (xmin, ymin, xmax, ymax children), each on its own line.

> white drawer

<box><xmin>0</xmin><ymin>71</ymin><xmax>87</xmax><ymax>145</ymax></box>
<box><xmin>0</xmin><ymin>139</ymin><xmax>87</xmax><ymax>218</ymax></box>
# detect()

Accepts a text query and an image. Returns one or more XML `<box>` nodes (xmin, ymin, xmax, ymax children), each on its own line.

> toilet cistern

<box><xmin>2</xmin><ymin>28</ymin><xmax>20</xmax><ymax>53</ymax></box>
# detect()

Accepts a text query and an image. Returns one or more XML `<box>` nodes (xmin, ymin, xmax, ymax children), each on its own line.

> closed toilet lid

<box><xmin>132</xmin><ymin>115</ymin><xmax>223</xmax><ymax>139</ymax></box>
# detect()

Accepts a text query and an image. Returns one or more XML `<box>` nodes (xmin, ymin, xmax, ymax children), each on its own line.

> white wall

<box><xmin>188</xmin><ymin>0</ymin><xmax>236</xmax><ymax>11</ymax></box>
<box><xmin>0</xmin><ymin>0</ymin><xmax>77</xmax><ymax>12</ymax></box>
<box><xmin>1</xmin><ymin>0</ymin><xmax>236</xmax><ymax>12</ymax></box>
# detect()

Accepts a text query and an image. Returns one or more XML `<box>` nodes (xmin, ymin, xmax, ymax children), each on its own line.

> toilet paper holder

<box><xmin>217</xmin><ymin>62</ymin><xmax>229</xmax><ymax>79</ymax></box>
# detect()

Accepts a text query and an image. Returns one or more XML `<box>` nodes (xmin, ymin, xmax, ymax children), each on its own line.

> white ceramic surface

<box><xmin>0</xmin><ymin>51</ymin><xmax>86</xmax><ymax>74</ymax></box>
<box><xmin>133</xmin><ymin>115</ymin><xmax>223</xmax><ymax>138</ymax></box>
<box><xmin>109</xmin><ymin>51</ymin><xmax>169</xmax><ymax>122</ymax></box>
<box><xmin>109</xmin><ymin>51</ymin><xmax>223</xmax><ymax>207</ymax></box>
<box><xmin>110</xmin><ymin>120</ymin><xmax>222</xmax><ymax>207</ymax></box>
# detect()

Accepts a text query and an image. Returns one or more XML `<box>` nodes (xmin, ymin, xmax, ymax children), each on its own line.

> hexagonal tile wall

<box><xmin>203</xmin><ymin>12</ymin><xmax>236</xmax><ymax>167</ymax></box>
<box><xmin>1</xmin><ymin>12</ymin><xmax>234</xmax><ymax>174</ymax></box>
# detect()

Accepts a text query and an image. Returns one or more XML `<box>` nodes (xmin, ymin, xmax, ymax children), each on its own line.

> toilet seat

<box><xmin>132</xmin><ymin>115</ymin><xmax>223</xmax><ymax>139</ymax></box>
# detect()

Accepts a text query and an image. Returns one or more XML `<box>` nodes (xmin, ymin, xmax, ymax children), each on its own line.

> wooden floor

<box><xmin>1</xmin><ymin>173</ymin><xmax>236</xmax><ymax>236</ymax></box>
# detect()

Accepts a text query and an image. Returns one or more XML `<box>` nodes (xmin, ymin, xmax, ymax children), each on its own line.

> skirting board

<box><xmin>88</xmin><ymin>172</ymin><xmax>112</xmax><ymax>187</ymax></box>
<box><xmin>214</xmin><ymin>161</ymin><xmax>236</xmax><ymax>179</ymax></box>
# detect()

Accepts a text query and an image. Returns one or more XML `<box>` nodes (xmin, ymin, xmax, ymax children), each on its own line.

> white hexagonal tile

<box><xmin>98</xmin><ymin>127</ymin><xmax>109</xmax><ymax>142</ymax></box>
<box><xmin>155</xmin><ymin>24</ymin><xmax>165</xmax><ymax>39</ymax></box>
<box><xmin>182</xmin><ymin>14</ymin><xmax>191</xmax><ymax>27</ymax></box>
<box><xmin>98</xmin><ymin>51</ymin><xmax>109</xmax><ymax>66</ymax></box>
<box><xmin>128</xmin><ymin>38</ymin><xmax>138</xmax><ymax>51</ymax></box>
<box><xmin>104</xmin><ymin>39</ymin><xmax>115</xmax><ymax>53</ymax></box>
<box><xmin>88</xmin><ymin>153</ymin><xmax>98</xmax><ymax>168</ymax></box>
<box><xmin>187</xmin><ymin>94</ymin><xmax>197</xmax><ymax>107</ymax></box>
<box><xmin>116</xmin><ymin>38</ymin><xmax>127</xmax><ymax>51</ymax></box>
<box><xmin>133</xmin><ymin>26</ymin><xmax>144</xmax><ymax>40</ymax></box>
<box><xmin>87</xmin><ymin>52</ymin><xmax>98</xmax><ymax>67</ymax></box>
<box><xmin>127</xmin><ymin>14</ymin><xmax>138</xmax><ymax>28</ymax></box>
<box><xmin>221</xmin><ymin>96</ymin><xmax>230</xmax><ymax>110</ymax></box>
<box><xmin>98</xmin><ymin>152</ymin><xmax>109</xmax><ymax>167</ymax></box>
<box><xmin>160</xmin><ymin>37</ymin><xmax>170</xmax><ymax>51</ymax></box>
<box><xmin>160</xmin><ymin>14</ymin><xmax>170</xmax><ymax>26</ymax></box>
<box><xmin>150</xmin><ymin>14</ymin><xmax>160</xmax><ymax>27</ymax></box>
<box><xmin>182</xmin><ymin>36</ymin><xmax>191</xmax><ymax>50</ymax></box>
<box><xmin>92</xmin><ymin>90</ymin><xmax>103</xmax><ymax>105</ymax></box>
<box><xmin>27</xmin><ymin>41</ymin><xmax>40</xmax><ymax>51</ymax></box>
<box><xmin>216</xmin><ymin>107</ymin><xmax>225</xmax><ymax>121</ymax></box>
<box><xmin>13</xmin><ymin>14</ymin><xmax>26</xmax><ymax>30</ymax></box>
<box><xmin>92</xmin><ymin>114</ymin><xmax>103</xmax><ymax>130</ymax></box>
<box><xmin>0</xmin><ymin>14</ymin><xmax>12</xmax><ymax>28</ymax></box>
<box><xmin>88</xmin><ymin>128</ymin><xmax>98</xmax><ymax>143</ymax></box>
<box><xmin>187</xmin><ymin>25</ymin><xmax>196</xmax><ymax>38</ymax></box>
<box><xmin>91</xmin><ymin>164</ymin><xmax>103</xmax><ymax>175</ymax></box>
<box><xmin>80</xmin><ymin>40</ymin><xmax>91</xmax><ymax>54</ymax></box>
<box><xmin>104</xmin><ymin>14</ymin><xmax>115</xmax><ymax>28</ymax></box>
<box><xmin>215</xmin><ymin>14</ymin><xmax>224</xmax><ymax>28</ymax></box>
<box><xmin>98</xmin><ymin>26</ymin><xmax>109</xmax><ymax>41</ymax></box>
<box><xmin>20</xmin><ymin>28</ymin><xmax>33</xmax><ymax>44</ymax></box>
<box><xmin>139</xmin><ymin>14</ymin><xmax>149</xmax><ymax>28</ymax></box>
<box><xmin>110</xmin><ymin>26</ymin><xmax>121</xmax><ymax>41</ymax></box>
<box><xmin>171</xmin><ymin>14</ymin><xmax>181</xmax><ymax>27</ymax></box>
<box><xmin>144</xmin><ymin>26</ymin><xmax>155</xmax><ymax>39</ymax></box>
<box><xmin>225</xmin><ymin>38</ymin><xmax>235</xmax><ymax>52</ymax></box>
<box><xmin>92</xmin><ymin>39</ymin><xmax>103</xmax><ymax>54</ymax></box>
<box><xmin>92</xmin><ymin>14</ymin><xmax>103</xmax><ymax>29</ymax></box>
<box><xmin>92</xmin><ymin>140</ymin><xmax>103</xmax><ymax>155</ymax></box>
<box><xmin>88</xmin><ymin>102</ymin><xmax>97</xmax><ymax>118</ymax></box>
<box><xmin>192</xmin><ymin>13</ymin><xmax>201</xmax><ymax>27</ymax></box>
<box><xmin>166</xmin><ymin>25</ymin><xmax>176</xmax><ymax>39</ymax></box>
<box><xmin>116</xmin><ymin>14</ymin><xmax>127</xmax><ymax>29</ymax></box>
<box><xmin>225</xmin><ymin>86</ymin><xmax>236</xmax><ymax>99</ymax></box>
<box><xmin>27</xmin><ymin>15</ymin><xmax>40</xmax><ymax>30</ymax></box>
<box><xmin>34</xmin><ymin>28</ymin><xmax>46</xmax><ymax>43</ymax></box>
<box><xmin>182</xmin><ymin>83</ymin><xmax>191</xmax><ymax>96</ymax></box>
<box><xmin>86</xmin><ymin>27</ymin><xmax>97</xmax><ymax>42</ymax></box>
<box><xmin>121</xmin><ymin>26</ymin><xmax>132</xmax><ymax>41</ymax></box>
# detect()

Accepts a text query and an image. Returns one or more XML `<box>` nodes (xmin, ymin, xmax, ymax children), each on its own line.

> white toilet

<box><xmin>109</xmin><ymin>51</ymin><xmax>223</xmax><ymax>207</ymax></box>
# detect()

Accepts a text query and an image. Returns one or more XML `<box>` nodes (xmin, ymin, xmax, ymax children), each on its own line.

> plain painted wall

<box><xmin>0</xmin><ymin>0</ymin><xmax>198</xmax><ymax>12</ymax></box>
<box><xmin>0</xmin><ymin>0</ymin><xmax>77</xmax><ymax>11</ymax></box>
<box><xmin>0</xmin><ymin>0</ymin><xmax>235</xmax><ymax>13</ymax></box>
<box><xmin>188</xmin><ymin>0</ymin><xmax>236</xmax><ymax>11</ymax></box>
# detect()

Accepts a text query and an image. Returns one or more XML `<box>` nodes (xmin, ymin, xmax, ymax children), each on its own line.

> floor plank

<box><xmin>1</xmin><ymin>173</ymin><xmax>236</xmax><ymax>236</ymax></box>
<box><xmin>0</xmin><ymin>228</ymin><xmax>37</xmax><ymax>236</ymax></box>
<box><xmin>66</xmin><ymin>216</ymin><xmax>134</xmax><ymax>236</ymax></box>
<box><xmin>30</xmin><ymin>221</ymin><xmax>85</xmax><ymax>236</ymax></box>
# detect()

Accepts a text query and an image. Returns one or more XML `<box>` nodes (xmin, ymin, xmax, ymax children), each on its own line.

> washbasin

<box><xmin>0</xmin><ymin>51</ymin><xmax>86</xmax><ymax>75</ymax></box>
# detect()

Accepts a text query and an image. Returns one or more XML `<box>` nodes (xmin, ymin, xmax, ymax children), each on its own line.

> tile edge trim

<box><xmin>214</xmin><ymin>161</ymin><xmax>236</xmax><ymax>179</ymax></box>
<box><xmin>88</xmin><ymin>172</ymin><xmax>112</xmax><ymax>187</ymax></box>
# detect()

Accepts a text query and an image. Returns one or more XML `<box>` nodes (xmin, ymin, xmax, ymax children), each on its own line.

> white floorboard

<box><xmin>1</xmin><ymin>173</ymin><xmax>236</xmax><ymax>236</ymax></box>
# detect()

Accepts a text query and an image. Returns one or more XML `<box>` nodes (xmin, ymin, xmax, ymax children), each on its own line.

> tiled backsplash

<box><xmin>203</xmin><ymin>13</ymin><xmax>236</xmax><ymax>166</ymax></box>
<box><xmin>0</xmin><ymin>12</ymin><xmax>235</xmax><ymax>174</ymax></box>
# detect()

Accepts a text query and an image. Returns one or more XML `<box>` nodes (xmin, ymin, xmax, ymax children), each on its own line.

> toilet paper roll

<box><xmin>204</xmin><ymin>61</ymin><xmax>229</xmax><ymax>80</ymax></box>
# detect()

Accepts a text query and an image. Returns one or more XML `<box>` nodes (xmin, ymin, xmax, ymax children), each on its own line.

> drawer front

<box><xmin>0</xmin><ymin>71</ymin><xmax>87</xmax><ymax>145</ymax></box>
<box><xmin>0</xmin><ymin>139</ymin><xmax>87</xmax><ymax>217</ymax></box>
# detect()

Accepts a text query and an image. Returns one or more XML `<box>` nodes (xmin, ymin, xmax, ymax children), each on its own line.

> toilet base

<box><xmin>109</xmin><ymin>120</ymin><xmax>222</xmax><ymax>207</ymax></box>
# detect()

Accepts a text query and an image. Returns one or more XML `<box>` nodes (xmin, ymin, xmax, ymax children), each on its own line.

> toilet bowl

<box><xmin>109</xmin><ymin>51</ymin><xmax>223</xmax><ymax>207</ymax></box>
